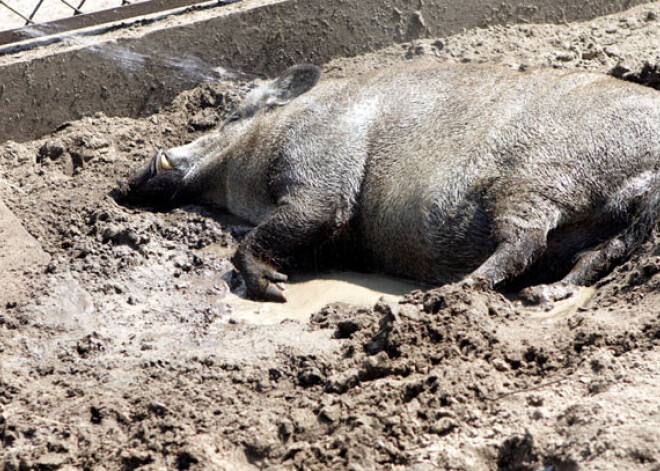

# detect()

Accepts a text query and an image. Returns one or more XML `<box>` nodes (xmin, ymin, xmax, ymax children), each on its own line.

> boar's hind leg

<box><xmin>462</xmin><ymin>226</ymin><xmax>550</xmax><ymax>288</ymax></box>
<box><xmin>565</xmin><ymin>173</ymin><xmax>659</xmax><ymax>285</ymax></box>
<box><xmin>518</xmin><ymin>237</ymin><xmax>630</xmax><ymax>305</ymax></box>
<box><xmin>232</xmin><ymin>199</ymin><xmax>346</xmax><ymax>302</ymax></box>
<box><xmin>561</xmin><ymin>238</ymin><xmax>628</xmax><ymax>286</ymax></box>
<box><xmin>521</xmin><ymin>172</ymin><xmax>660</xmax><ymax>304</ymax></box>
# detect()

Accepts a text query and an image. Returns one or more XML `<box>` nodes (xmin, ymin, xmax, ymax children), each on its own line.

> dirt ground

<box><xmin>1</xmin><ymin>2</ymin><xmax>660</xmax><ymax>470</ymax></box>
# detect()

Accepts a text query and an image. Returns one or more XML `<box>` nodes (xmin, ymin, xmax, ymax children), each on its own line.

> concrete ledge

<box><xmin>0</xmin><ymin>0</ymin><xmax>651</xmax><ymax>143</ymax></box>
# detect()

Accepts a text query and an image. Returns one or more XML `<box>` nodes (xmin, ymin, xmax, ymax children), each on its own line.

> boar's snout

<box><xmin>116</xmin><ymin>150</ymin><xmax>186</xmax><ymax>208</ymax></box>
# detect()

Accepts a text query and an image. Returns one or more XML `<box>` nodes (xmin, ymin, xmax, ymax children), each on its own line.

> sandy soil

<box><xmin>1</xmin><ymin>2</ymin><xmax>660</xmax><ymax>470</ymax></box>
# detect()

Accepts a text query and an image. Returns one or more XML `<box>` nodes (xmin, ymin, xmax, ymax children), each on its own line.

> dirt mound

<box><xmin>1</xmin><ymin>2</ymin><xmax>660</xmax><ymax>470</ymax></box>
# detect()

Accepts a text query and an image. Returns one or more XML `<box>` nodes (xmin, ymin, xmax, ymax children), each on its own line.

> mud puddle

<box><xmin>223</xmin><ymin>271</ymin><xmax>422</xmax><ymax>324</ymax></box>
<box><xmin>197</xmin><ymin>240</ymin><xmax>423</xmax><ymax>324</ymax></box>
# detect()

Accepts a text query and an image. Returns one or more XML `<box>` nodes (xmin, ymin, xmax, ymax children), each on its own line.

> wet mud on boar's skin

<box><xmin>121</xmin><ymin>61</ymin><xmax>660</xmax><ymax>302</ymax></box>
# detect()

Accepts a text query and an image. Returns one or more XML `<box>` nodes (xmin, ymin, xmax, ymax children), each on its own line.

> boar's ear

<box><xmin>266</xmin><ymin>64</ymin><xmax>321</xmax><ymax>106</ymax></box>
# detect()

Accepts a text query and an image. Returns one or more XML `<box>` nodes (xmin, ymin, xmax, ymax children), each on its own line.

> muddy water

<box><xmin>196</xmin><ymin>238</ymin><xmax>423</xmax><ymax>324</ymax></box>
<box><xmin>224</xmin><ymin>275</ymin><xmax>594</xmax><ymax>326</ymax></box>
<box><xmin>223</xmin><ymin>272</ymin><xmax>422</xmax><ymax>324</ymax></box>
<box><xmin>197</xmin><ymin>242</ymin><xmax>592</xmax><ymax>325</ymax></box>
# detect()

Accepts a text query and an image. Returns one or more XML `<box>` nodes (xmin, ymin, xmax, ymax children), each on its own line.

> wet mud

<box><xmin>1</xmin><ymin>3</ymin><xmax>660</xmax><ymax>470</ymax></box>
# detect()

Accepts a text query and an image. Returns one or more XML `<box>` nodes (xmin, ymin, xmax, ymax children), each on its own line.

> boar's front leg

<box><xmin>461</xmin><ymin>195</ymin><xmax>563</xmax><ymax>288</ymax></box>
<box><xmin>232</xmin><ymin>198</ymin><xmax>346</xmax><ymax>302</ymax></box>
<box><xmin>462</xmin><ymin>227</ymin><xmax>549</xmax><ymax>288</ymax></box>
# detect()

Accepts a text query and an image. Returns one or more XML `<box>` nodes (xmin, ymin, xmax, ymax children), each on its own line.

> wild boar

<box><xmin>121</xmin><ymin>61</ymin><xmax>660</xmax><ymax>302</ymax></box>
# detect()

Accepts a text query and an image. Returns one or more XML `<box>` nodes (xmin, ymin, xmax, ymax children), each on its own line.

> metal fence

<box><xmin>0</xmin><ymin>0</ymin><xmax>235</xmax><ymax>50</ymax></box>
<box><xmin>0</xmin><ymin>1</ymin><xmax>140</xmax><ymax>32</ymax></box>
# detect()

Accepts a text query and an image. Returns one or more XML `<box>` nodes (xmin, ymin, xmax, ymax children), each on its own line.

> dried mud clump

<box><xmin>611</xmin><ymin>61</ymin><xmax>660</xmax><ymax>90</ymax></box>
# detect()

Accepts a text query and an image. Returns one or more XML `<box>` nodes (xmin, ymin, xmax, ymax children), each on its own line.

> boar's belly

<box><xmin>356</xmin><ymin>178</ymin><xmax>495</xmax><ymax>284</ymax></box>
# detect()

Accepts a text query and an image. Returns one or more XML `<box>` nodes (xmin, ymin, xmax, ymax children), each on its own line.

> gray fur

<box><xmin>125</xmin><ymin>61</ymin><xmax>660</xmax><ymax>301</ymax></box>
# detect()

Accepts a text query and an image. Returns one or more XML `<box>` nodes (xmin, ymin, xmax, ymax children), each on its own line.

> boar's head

<box><xmin>118</xmin><ymin>64</ymin><xmax>321</xmax><ymax>209</ymax></box>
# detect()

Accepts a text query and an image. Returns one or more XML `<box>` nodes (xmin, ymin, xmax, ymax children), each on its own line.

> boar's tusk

<box><xmin>156</xmin><ymin>152</ymin><xmax>173</xmax><ymax>172</ymax></box>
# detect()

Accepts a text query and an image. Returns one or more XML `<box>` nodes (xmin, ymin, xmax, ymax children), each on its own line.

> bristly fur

<box><xmin>122</xmin><ymin>61</ymin><xmax>660</xmax><ymax>301</ymax></box>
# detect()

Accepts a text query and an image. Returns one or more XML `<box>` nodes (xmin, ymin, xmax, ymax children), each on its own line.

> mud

<box><xmin>1</xmin><ymin>3</ymin><xmax>660</xmax><ymax>470</ymax></box>
<box><xmin>225</xmin><ymin>273</ymin><xmax>420</xmax><ymax>325</ymax></box>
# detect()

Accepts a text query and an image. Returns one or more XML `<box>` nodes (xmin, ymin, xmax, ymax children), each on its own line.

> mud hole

<box><xmin>2</xmin><ymin>3</ymin><xmax>660</xmax><ymax>470</ymax></box>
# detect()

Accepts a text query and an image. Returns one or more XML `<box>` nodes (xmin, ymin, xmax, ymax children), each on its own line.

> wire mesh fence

<box><xmin>0</xmin><ymin>0</ymin><xmax>141</xmax><ymax>32</ymax></box>
<box><xmin>0</xmin><ymin>0</ymin><xmax>239</xmax><ymax>50</ymax></box>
